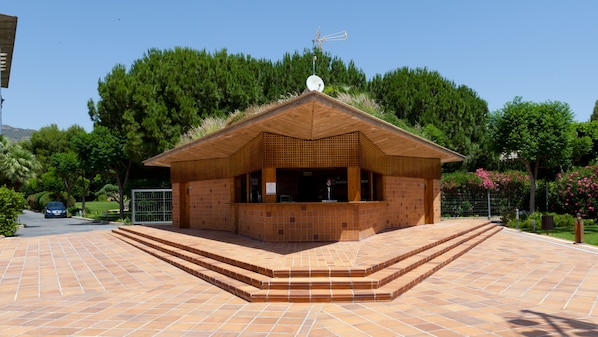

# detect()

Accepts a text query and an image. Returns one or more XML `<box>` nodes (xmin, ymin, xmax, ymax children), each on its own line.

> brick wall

<box><xmin>237</xmin><ymin>203</ymin><xmax>357</xmax><ymax>242</ymax></box>
<box><xmin>385</xmin><ymin>176</ymin><xmax>426</xmax><ymax>227</ymax></box>
<box><xmin>171</xmin><ymin>176</ymin><xmax>441</xmax><ymax>241</ymax></box>
<box><xmin>356</xmin><ymin>202</ymin><xmax>388</xmax><ymax>239</ymax></box>
<box><xmin>187</xmin><ymin>179</ymin><xmax>234</xmax><ymax>232</ymax></box>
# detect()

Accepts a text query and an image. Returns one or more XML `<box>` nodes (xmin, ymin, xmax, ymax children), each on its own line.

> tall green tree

<box><xmin>268</xmin><ymin>49</ymin><xmax>366</xmax><ymax>99</ymax></box>
<box><xmin>571</xmin><ymin>121</ymin><xmax>598</xmax><ymax>166</ymax></box>
<box><xmin>29</xmin><ymin>124</ymin><xmax>86</xmax><ymax>170</ymax></box>
<box><xmin>89</xmin><ymin>47</ymin><xmax>367</xmax><ymax>161</ymax></box>
<box><xmin>489</xmin><ymin>97</ymin><xmax>575</xmax><ymax>212</ymax></box>
<box><xmin>28</xmin><ymin>124</ymin><xmax>64</xmax><ymax>169</ymax></box>
<box><xmin>368</xmin><ymin>67</ymin><xmax>490</xmax><ymax>171</ymax></box>
<box><xmin>81</xmin><ymin>125</ymin><xmax>130</xmax><ymax>218</ymax></box>
<box><xmin>71</xmin><ymin>132</ymin><xmax>95</xmax><ymax>216</ymax></box>
<box><xmin>89</xmin><ymin>48</ymin><xmax>263</xmax><ymax>161</ymax></box>
<box><xmin>50</xmin><ymin>152</ymin><xmax>79</xmax><ymax>208</ymax></box>
<box><xmin>591</xmin><ymin>100</ymin><xmax>598</xmax><ymax>121</ymax></box>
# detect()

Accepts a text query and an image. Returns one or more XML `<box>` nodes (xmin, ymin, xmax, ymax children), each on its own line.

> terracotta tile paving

<box><xmin>1</xmin><ymin>221</ymin><xmax>598</xmax><ymax>336</ymax></box>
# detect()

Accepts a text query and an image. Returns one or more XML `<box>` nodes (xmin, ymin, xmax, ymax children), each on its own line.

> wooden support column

<box><xmin>262</xmin><ymin>167</ymin><xmax>277</xmax><ymax>203</ymax></box>
<box><xmin>347</xmin><ymin>166</ymin><xmax>361</xmax><ymax>202</ymax></box>
<box><xmin>424</xmin><ymin>178</ymin><xmax>434</xmax><ymax>224</ymax></box>
<box><xmin>179</xmin><ymin>182</ymin><xmax>190</xmax><ymax>228</ymax></box>
<box><xmin>246</xmin><ymin>173</ymin><xmax>251</xmax><ymax>202</ymax></box>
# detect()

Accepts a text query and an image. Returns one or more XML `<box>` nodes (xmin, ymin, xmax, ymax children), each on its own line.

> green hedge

<box><xmin>0</xmin><ymin>186</ymin><xmax>27</xmax><ymax>237</ymax></box>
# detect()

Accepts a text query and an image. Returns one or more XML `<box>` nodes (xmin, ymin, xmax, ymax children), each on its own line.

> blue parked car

<box><xmin>44</xmin><ymin>201</ymin><xmax>67</xmax><ymax>218</ymax></box>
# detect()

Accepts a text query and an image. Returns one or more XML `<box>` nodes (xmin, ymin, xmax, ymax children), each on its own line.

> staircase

<box><xmin>112</xmin><ymin>221</ymin><xmax>501</xmax><ymax>302</ymax></box>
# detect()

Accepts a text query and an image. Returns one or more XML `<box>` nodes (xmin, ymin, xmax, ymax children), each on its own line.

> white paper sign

<box><xmin>266</xmin><ymin>182</ymin><xmax>276</xmax><ymax>195</ymax></box>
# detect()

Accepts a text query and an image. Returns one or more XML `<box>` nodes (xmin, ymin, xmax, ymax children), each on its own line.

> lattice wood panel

<box><xmin>360</xmin><ymin>133</ymin><xmax>386</xmax><ymax>173</ymax></box>
<box><xmin>386</xmin><ymin>156</ymin><xmax>440</xmax><ymax>179</ymax></box>
<box><xmin>230</xmin><ymin>134</ymin><xmax>264</xmax><ymax>176</ymax></box>
<box><xmin>171</xmin><ymin>158</ymin><xmax>230</xmax><ymax>183</ymax></box>
<box><xmin>263</xmin><ymin>132</ymin><xmax>360</xmax><ymax>168</ymax></box>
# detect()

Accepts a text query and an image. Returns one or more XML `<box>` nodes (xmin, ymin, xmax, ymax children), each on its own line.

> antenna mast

<box><xmin>311</xmin><ymin>27</ymin><xmax>348</xmax><ymax>74</ymax></box>
<box><xmin>306</xmin><ymin>27</ymin><xmax>348</xmax><ymax>92</ymax></box>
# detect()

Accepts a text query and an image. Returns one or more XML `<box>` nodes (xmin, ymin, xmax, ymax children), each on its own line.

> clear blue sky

<box><xmin>2</xmin><ymin>1</ymin><xmax>597</xmax><ymax>132</ymax></box>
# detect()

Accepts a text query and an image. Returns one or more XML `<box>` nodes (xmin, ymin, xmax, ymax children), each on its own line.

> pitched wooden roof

<box><xmin>144</xmin><ymin>91</ymin><xmax>465</xmax><ymax>167</ymax></box>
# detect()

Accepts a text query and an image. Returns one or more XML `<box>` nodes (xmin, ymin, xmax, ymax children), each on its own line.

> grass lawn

<box><xmin>524</xmin><ymin>225</ymin><xmax>598</xmax><ymax>246</ymax></box>
<box><xmin>75</xmin><ymin>200</ymin><xmax>122</xmax><ymax>220</ymax></box>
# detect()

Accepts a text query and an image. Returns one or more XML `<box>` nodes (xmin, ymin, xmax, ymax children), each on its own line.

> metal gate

<box><xmin>131</xmin><ymin>189</ymin><xmax>172</xmax><ymax>224</ymax></box>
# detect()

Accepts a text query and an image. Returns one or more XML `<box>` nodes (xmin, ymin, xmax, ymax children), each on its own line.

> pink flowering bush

<box><xmin>442</xmin><ymin>169</ymin><xmax>528</xmax><ymax>198</ymax></box>
<box><xmin>441</xmin><ymin>169</ymin><xmax>529</xmax><ymax>216</ymax></box>
<box><xmin>554</xmin><ymin>166</ymin><xmax>598</xmax><ymax>219</ymax></box>
<box><xmin>441</xmin><ymin>171</ymin><xmax>484</xmax><ymax>196</ymax></box>
<box><xmin>475</xmin><ymin>169</ymin><xmax>529</xmax><ymax>197</ymax></box>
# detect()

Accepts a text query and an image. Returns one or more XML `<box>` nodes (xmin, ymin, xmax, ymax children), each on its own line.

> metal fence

<box><xmin>441</xmin><ymin>191</ymin><xmax>518</xmax><ymax>218</ymax></box>
<box><xmin>131</xmin><ymin>189</ymin><xmax>172</xmax><ymax>224</ymax></box>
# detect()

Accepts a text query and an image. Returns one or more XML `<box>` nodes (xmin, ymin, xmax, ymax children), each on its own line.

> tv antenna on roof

<box><xmin>308</xmin><ymin>27</ymin><xmax>348</xmax><ymax>92</ymax></box>
<box><xmin>313</xmin><ymin>27</ymin><xmax>348</xmax><ymax>51</ymax></box>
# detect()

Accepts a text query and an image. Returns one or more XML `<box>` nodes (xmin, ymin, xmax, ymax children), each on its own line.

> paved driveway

<box><xmin>15</xmin><ymin>210</ymin><xmax>119</xmax><ymax>238</ymax></box>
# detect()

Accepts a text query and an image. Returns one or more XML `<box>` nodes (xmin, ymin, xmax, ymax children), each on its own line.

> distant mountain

<box><xmin>1</xmin><ymin>125</ymin><xmax>35</xmax><ymax>142</ymax></box>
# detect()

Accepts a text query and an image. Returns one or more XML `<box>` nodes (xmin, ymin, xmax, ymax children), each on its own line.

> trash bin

<box><xmin>541</xmin><ymin>215</ymin><xmax>554</xmax><ymax>234</ymax></box>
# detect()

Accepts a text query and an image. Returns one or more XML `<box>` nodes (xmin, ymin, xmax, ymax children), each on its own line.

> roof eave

<box><xmin>143</xmin><ymin>91</ymin><xmax>466</xmax><ymax>167</ymax></box>
<box><xmin>0</xmin><ymin>14</ymin><xmax>18</xmax><ymax>89</ymax></box>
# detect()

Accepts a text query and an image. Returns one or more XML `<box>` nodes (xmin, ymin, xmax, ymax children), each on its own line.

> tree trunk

<box><xmin>524</xmin><ymin>160</ymin><xmax>540</xmax><ymax>212</ymax></box>
<box><xmin>114</xmin><ymin>160</ymin><xmax>131</xmax><ymax>219</ymax></box>
<box><xmin>81</xmin><ymin>177</ymin><xmax>87</xmax><ymax>217</ymax></box>
<box><xmin>64</xmin><ymin>178</ymin><xmax>72</xmax><ymax>208</ymax></box>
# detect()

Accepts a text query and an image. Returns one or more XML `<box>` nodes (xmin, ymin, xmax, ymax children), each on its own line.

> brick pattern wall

<box><xmin>356</xmin><ymin>202</ymin><xmax>389</xmax><ymax>240</ymax></box>
<box><xmin>385</xmin><ymin>176</ymin><xmax>426</xmax><ymax>227</ymax></box>
<box><xmin>188</xmin><ymin>179</ymin><xmax>234</xmax><ymax>232</ymax></box>
<box><xmin>238</xmin><ymin>203</ymin><xmax>359</xmax><ymax>242</ymax></box>
<box><xmin>171</xmin><ymin>176</ymin><xmax>441</xmax><ymax>241</ymax></box>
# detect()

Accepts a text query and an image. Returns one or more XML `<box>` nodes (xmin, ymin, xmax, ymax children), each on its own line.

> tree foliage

<box><xmin>50</xmin><ymin>152</ymin><xmax>79</xmax><ymax>207</ymax></box>
<box><xmin>28</xmin><ymin>124</ymin><xmax>85</xmax><ymax>170</ymax></box>
<box><xmin>368</xmin><ymin>67</ymin><xmax>491</xmax><ymax>170</ymax></box>
<box><xmin>88</xmin><ymin>47</ymin><xmax>368</xmax><ymax>161</ymax></box>
<box><xmin>0</xmin><ymin>137</ymin><xmax>41</xmax><ymax>190</ymax></box>
<box><xmin>591</xmin><ymin>99</ymin><xmax>598</xmax><ymax>121</ymax></box>
<box><xmin>571</xmin><ymin>121</ymin><xmax>598</xmax><ymax>166</ymax></box>
<box><xmin>84</xmin><ymin>125</ymin><xmax>131</xmax><ymax>218</ymax></box>
<box><xmin>489</xmin><ymin>97</ymin><xmax>575</xmax><ymax>212</ymax></box>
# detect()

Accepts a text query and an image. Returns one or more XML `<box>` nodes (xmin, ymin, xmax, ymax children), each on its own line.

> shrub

<box><xmin>554</xmin><ymin>166</ymin><xmax>598</xmax><ymax>219</ymax></box>
<box><xmin>553</xmin><ymin>213</ymin><xmax>576</xmax><ymax>227</ymax></box>
<box><xmin>442</xmin><ymin>169</ymin><xmax>529</xmax><ymax>217</ymax></box>
<box><xmin>0</xmin><ymin>186</ymin><xmax>27</xmax><ymax>237</ymax></box>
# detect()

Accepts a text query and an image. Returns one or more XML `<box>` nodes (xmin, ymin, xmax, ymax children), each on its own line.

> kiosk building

<box><xmin>144</xmin><ymin>91</ymin><xmax>464</xmax><ymax>242</ymax></box>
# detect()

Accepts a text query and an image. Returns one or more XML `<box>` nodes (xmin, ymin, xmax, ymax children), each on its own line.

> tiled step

<box><xmin>263</xmin><ymin>223</ymin><xmax>497</xmax><ymax>291</ymax></box>
<box><xmin>113</xmin><ymin>229</ymin><xmax>271</xmax><ymax>289</ymax></box>
<box><xmin>113</xmin><ymin>233</ymin><xmax>262</xmax><ymax>301</ymax></box>
<box><xmin>250</xmin><ymin>225</ymin><xmax>503</xmax><ymax>302</ymax></box>
<box><xmin>112</xmin><ymin>222</ymin><xmax>502</xmax><ymax>302</ymax></box>
<box><xmin>114</xmin><ymin>226</ymin><xmax>275</xmax><ymax>277</ymax></box>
